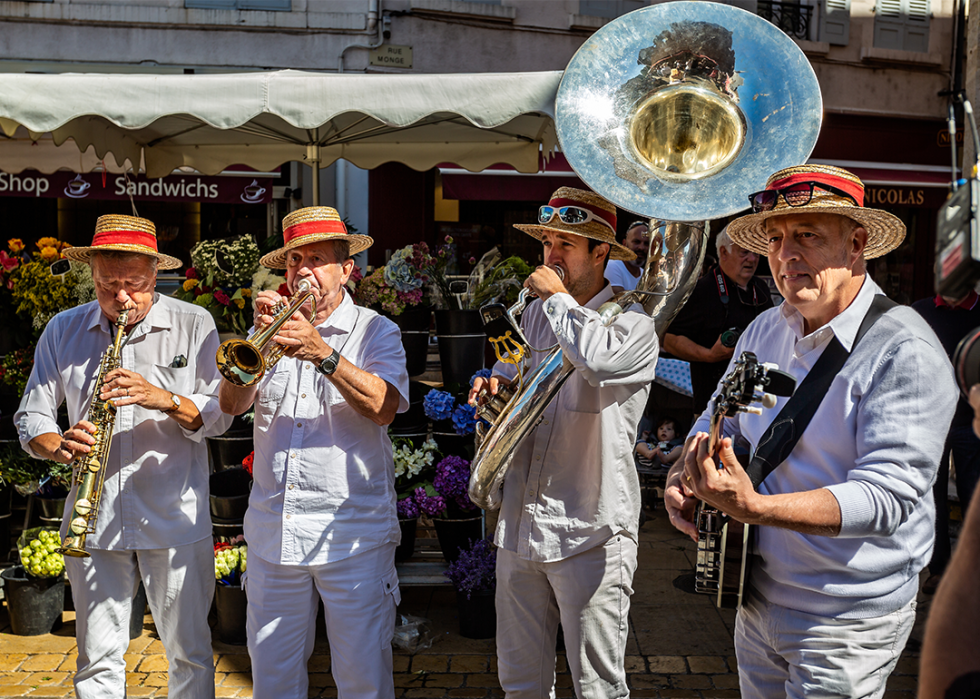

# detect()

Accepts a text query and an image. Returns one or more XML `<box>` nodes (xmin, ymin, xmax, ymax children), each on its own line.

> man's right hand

<box><xmin>468</xmin><ymin>376</ymin><xmax>508</xmax><ymax>407</ymax></box>
<box><xmin>708</xmin><ymin>336</ymin><xmax>736</xmax><ymax>363</ymax></box>
<box><xmin>254</xmin><ymin>289</ymin><xmax>283</xmax><ymax>330</ymax></box>
<box><xmin>58</xmin><ymin>420</ymin><xmax>99</xmax><ymax>464</ymax></box>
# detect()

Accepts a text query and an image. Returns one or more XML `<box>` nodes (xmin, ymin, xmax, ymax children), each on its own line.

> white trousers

<box><xmin>245</xmin><ymin>543</ymin><xmax>400</xmax><ymax>699</ymax></box>
<box><xmin>64</xmin><ymin>538</ymin><xmax>216</xmax><ymax>699</ymax></box>
<box><xmin>495</xmin><ymin>535</ymin><xmax>638</xmax><ymax>699</ymax></box>
<box><xmin>735</xmin><ymin>588</ymin><xmax>916</xmax><ymax>699</ymax></box>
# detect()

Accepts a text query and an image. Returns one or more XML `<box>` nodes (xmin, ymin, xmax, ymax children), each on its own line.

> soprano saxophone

<box><xmin>59</xmin><ymin>309</ymin><xmax>130</xmax><ymax>558</ymax></box>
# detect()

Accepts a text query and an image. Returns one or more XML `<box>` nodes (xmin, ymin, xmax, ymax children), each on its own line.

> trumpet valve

<box><xmin>475</xmin><ymin>384</ymin><xmax>514</xmax><ymax>423</ymax></box>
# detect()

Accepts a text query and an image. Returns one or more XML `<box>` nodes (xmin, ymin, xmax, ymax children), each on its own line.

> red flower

<box><xmin>185</xmin><ymin>267</ymin><xmax>198</xmax><ymax>280</ymax></box>
<box><xmin>214</xmin><ymin>289</ymin><xmax>231</xmax><ymax>306</ymax></box>
<box><xmin>277</xmin><ymin>283</ymin><xmax>291</xmax><ymax>298</ymax></box>
<box><xmin>214</xmin><ymin>541</ymin><xmax>231</xmax><ymax>553</ymax></box>
<box><xmin>242</xmin><ymin>451</ymin><xmax>254</xmax><ymax>476</ymax></box>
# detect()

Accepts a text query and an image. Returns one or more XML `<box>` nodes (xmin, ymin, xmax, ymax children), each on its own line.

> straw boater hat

<box><xmin>62</xmin><ymin>215</ymin><xmax>182</xmax><ymax>270</ymax></box>
<box><xmin>514</xmin><ymin>187</ymin><xmax>636</xmax><ymax>262</ymax></box>
<box><xmin>727</xmin><ymin>164</ymin><xmax>906</xmax><ymax>260</ymax></box>
<box><xmin>260</xmin><ymin>206</ymin><xmax>373</xmax><ymax>269</ymax></box>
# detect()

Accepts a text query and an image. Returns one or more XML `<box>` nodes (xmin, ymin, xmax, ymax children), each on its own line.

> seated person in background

<box><xmin>635</xmin><ymin>417</ymin><xmax>684</xmax><ymax>470</ymax></box>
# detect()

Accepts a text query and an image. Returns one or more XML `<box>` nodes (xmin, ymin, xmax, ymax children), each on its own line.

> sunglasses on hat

<box><xmin>748</xmin><ymin>181</ymin><xmax>859</xmax><ymax>214</ymax></box>
<box><xmin>538</xmin><ymin>205</ymin><xmax>616</xmax><ymax>234</ymax></box>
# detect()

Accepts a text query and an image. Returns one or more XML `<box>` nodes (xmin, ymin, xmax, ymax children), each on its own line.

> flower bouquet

<box><xmin>8</xmin><ymin>237</ymin><xmax>95</xmax><ymax>337</ymax></box>
<box><xmin>0</xmin><ymin>345</ymin><xmax>36</xmax><ymax>398</ymax></box>
<box><xmin>355</xmin><ymin>238</ymin><xmax>455</xmax><ymax>316</ymax></box>
<box><xmin>174</xmin><ymin>235</ymin><xmax>261</xmax><ymax>335</ymax></box>
<box><xmin>393</xmin><ymin>436</ymin><xmax>438</xmax><ymax>517</ymax></box>
<box><xmin>17</xmin><ymin>527</ymin><xmax>66</xmax><ymax>579</ymax></box>
<box><xmin>407</xmin><ymin>454</ymin><xmax>479</xmax><ymax>520</ymax></box>
<box><xmin>214</xmin><ymin>537</ymin><xmax>248</xmax><ymax>586</ymax></box>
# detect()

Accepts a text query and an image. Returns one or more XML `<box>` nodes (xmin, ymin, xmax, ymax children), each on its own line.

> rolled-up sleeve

<box><xmin>826</xmin><ymin>337</ymin><xmax>956</xmax><ymax>538</ymax></box>
<box><xmin>542</xmin><ymin>292</ymin><xmax>659</xmax><ymax>387</ymax></box>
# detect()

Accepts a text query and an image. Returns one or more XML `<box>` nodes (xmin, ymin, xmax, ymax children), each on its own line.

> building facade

<box><xmin>0</xmin><ymin>0</ymin><xmax>962</xmax><ymax>299</ymax></box>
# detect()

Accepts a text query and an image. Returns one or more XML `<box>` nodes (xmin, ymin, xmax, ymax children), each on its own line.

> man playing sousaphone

<box><xmin>470</xmin><ymin>186</ymin><xmax>659</xmax><ymax>698</ymax></box>
<box><xmin>665</xmin><ymin>165</ymin><xmax>956</xmax><ymax>698</ymax></box>
<box><xmin>16</xmin><ymin>215</ymin><xmax>231</xmax><ymax>698</ymax></box>
<box><xmin>218</xmin><ymin>206</ymin><xmax>409</xmax><ymax>699</ymax></box>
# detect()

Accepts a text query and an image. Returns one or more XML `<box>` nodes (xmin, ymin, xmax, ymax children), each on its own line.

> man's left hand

<box><xmin>273</xmin><ymin>312</ymin><xmax>331</xmax><ymax>364</ymax></box>
<box><xmin>101</xmin><ymin>368</ymin><xmax>172</xmax><ymax>411</ymax></box>
<box><xmin>524</xmin><ymin>266</ymin><xmax>567</xmax><ymax>301</ymax></box>
<box><xmin>682</xmin><ymin>432</ymin><xmax>757</xmax><ymax>523</ymax></box>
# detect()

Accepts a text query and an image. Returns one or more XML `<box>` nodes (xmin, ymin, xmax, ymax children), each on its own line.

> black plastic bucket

<box><xmin>434</xmin><ymin>310</ymin><xmax>486</xmax><ymax>389</ymax></box>
<box><xmin>1</xmin><ymin>566</ymin><xmax>65</xmax><ymax>635</ymax></box>
<box><xmin>209</xmin><ymin>468</ymin><xmax>252</xmax><ymax>521</ymax></box>
<box><xmin>214</xmin><ymin>583</ymin><xmax>247</xmax><ymax>645</ymax></box>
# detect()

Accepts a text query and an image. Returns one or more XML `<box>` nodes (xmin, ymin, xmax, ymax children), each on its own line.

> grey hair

<box><xmin>328</xmin><ymin>239</ymin><xmax>351</xmax><ymax>263</ymax></box>
<box><xmin>715</xmin><ymin>226</ymin><xmax>734</xmax><ymax>257</ymax></box>
<box><xmin>91</xmin><ymin>250</ymin><xmax>158</xmax><ymax>271</ymax></box>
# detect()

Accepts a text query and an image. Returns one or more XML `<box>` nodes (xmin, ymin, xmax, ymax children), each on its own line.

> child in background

<box><xmin>635</xmin><ymin>417</ymin><xmax>684</xmax><ymax>471</ymax></box>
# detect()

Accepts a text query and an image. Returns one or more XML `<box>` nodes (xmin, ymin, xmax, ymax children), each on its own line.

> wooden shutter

<box><xmin>874</xmin><ymin>0</ymin><xmax>931</xmax><ymax>51</ymax></box>
<box><xmin>820</xmin><ymin>0</ymin><xmax>851</xmax><ymax>46</ymax></box>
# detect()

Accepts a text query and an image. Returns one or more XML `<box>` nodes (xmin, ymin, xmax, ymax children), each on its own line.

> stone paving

<box><xmin>0</xmin><ymin>509</ymin><xmax>932</xmax><ymax>698</ymax></box>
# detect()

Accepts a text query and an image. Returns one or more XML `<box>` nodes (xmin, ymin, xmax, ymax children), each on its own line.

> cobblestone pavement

<box><xmin>0</xmin><ymin>510</ymin><xmax>931</xmax><ymax>698</ymax></box>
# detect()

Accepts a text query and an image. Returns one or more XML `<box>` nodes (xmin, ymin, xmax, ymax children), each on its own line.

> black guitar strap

<box><xmin>745</xmin><ymin>294</ymin><xmax>898</xmax><ymax>488</ymax></box>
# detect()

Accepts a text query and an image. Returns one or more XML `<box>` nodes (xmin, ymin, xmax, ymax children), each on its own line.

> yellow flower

<box><xmin>39</xmin><ymin>247</ymin><xmax>59</xmax><ymax>262</ymax></box>
<box><xmin>8</xmin><ymin>239</ymin><xmax>24</xmax><ymax>254</ymax></box>
<box><xmin>241</xmin><ymin>288</ymin><xmax>252</xmax><ymax>298</ymax></box>
<box><xmin>36</xmin><ymin>237</ymin><xmax>60</xmax><ymax>251</ymax></box>
<box><xmin>234</xmin><ymin>298</ymin><xmax>245</xmax><ymax>309</ymax></box>
<box><xmin>183</xmin><ymin>279</ymin><xmax>199</xmax><ymax>292</ymax></box>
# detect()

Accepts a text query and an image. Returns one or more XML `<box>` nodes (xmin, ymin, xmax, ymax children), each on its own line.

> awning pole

<box><xmin>307</xmin><ymin>140</ymin><xmax>321</xmax><ymax>206</ymax></box>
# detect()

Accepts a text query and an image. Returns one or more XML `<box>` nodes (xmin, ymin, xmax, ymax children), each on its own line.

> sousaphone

<box><xmin>468</xmin><ymin>1</ymin><xmax>822</xmax><ymax>510</ymax></box>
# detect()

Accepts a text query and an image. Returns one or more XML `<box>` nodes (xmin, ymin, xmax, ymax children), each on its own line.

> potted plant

<box><xmin>392</xmin><ymin>436</ymin><xmax>438</xmax><ymax>562</ymax></box>
<box><xmin>0</xmin><ymin>344</ymin><xmax>36</xmax><ymax>439</ymax></box>
<box><xmin>173</xmin><ymin>234</ymin><xmax>261</xmax><ymax>338</ymax></box>
<box><xmin>2</xmin><ymin>526</ymin><xmax>66</xmax><ymax>635</ymax></box>
<box><xmin>412</xmin><ymin>454</ymin><xmax>483</xmax><ymax>563</ymax></box>
<box><xmin>443</xmin><ymin>538</ymin><xmax>497</xmax><ymax>639</ymax></box>
<box><xmin>213</xmin><ymin>537</ymin><xmax>248</xmax><ymax>645</ymax></box>
<box><xmin>422</xmin><ymin>373</ymin><xmax>489</xmax><ymax>459</ymax></box>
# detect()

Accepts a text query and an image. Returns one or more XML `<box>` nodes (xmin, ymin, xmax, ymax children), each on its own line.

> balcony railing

<box><xmin>757</xmin><ymin>0</ymin><xmax>814</xmax><ymax>41</ymax></box>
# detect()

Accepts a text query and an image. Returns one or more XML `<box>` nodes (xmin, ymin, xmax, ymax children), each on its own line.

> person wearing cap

<box><xmin>15</xmin><ymin>215</ymin><xmax>232</xmax><ymax>699</ymax></box>
<box><xmin>605</xmin><ymin>219</ymin><xmax>649</xmax><ymax>293</ymax></box>
<box><xmin>469</xmin><ymin>186</ymin><xmax>659</xmax><ymax>698</ymax></box>
<box><xmin>663</xmin><ymin>224</ymin><xmax>773</xmax><ymax>417</ymax></box>
<box><xmin>663</xmin><ymin>165</ymin><xmax>956</xmax><ymax>698</ymax></box>
<box><xmin>218</xmin><ymin>206</ymin><xmax>409</xmax><ymax>699</ymax></box>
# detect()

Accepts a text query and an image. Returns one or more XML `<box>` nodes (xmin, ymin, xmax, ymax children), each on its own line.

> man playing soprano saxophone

<box><xmin>470</xmin><ymin>187</ymin><xmax>659</xmax><ymax>699</ymax></box>
<box><xmin>16</xmin><ymin>215</ymin><xmax>231</xmax><ymax>699</ymax></box>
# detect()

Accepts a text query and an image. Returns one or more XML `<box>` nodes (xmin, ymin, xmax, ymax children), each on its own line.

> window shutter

<box><xmin>185</xmin><ymin>0</ymin><xmax>237</xmax><ymax>8</ymax></box>
<box><xmin>874</xmin><ymin>0</ymin><xmax>907</xmax><ymax>50</ymax></box>
<box><xmin>820</xmin><ymin>0</ymin><xmax>850</xmax><ymax>45</ymax></box>
<box><xmin>903</xmin><ymin>0</ymin><xmax>930</xmax><ymax>52</ymax></box>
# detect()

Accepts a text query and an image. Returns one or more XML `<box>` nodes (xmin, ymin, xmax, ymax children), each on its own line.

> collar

<box><xmin>86</xmin><ymin>293</ymin><xmax>170</xmax><ymax>337</ymax></box>
<box><xmin>780</xmin><ymin>276</ymin><xmax>882</xmax><ymax>353</ymax></box>
<box><xmin>584</xmin><ymin>281</ymin><xmax>616</xmax><ymax>311</ymax></box>
<box><xmin>935</xmin><ymin>290</ymin><xmax>980</xmax><ymax>310</ymax></box>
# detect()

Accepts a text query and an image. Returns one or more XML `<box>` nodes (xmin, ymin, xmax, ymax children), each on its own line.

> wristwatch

<box><xmin>316</xmin><ymin>348</ymin><xmax>341</xmax><ymax>376</ymax></box>
<box><xmin>164</xmin><ymin>392</ymin><xmax>181</xmax><ymax>414</ymax></box>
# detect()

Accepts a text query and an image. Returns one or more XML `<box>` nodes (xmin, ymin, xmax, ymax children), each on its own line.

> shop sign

<box><xmin>0</xmin><ymin>170</ymin><xmax>274</xmax><ymax>204</ymax></box>
<box><xmin>865</xmin><ymin>186</ymin><xmax>946</xmax><ymax>209</ymax></box>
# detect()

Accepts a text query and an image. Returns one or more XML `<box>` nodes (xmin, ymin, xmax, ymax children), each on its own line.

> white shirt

<box><xmin>494</xmin><ymin>284</ymin><xmax>658</xmax><ymax>562</ymax></box>
<box><xmin>16</xmin><ymin>295</ymin><xmax>232</xmax><ymax>550</ymax></box>
<box><xmin>691</xmin><ymin>278</ymin><xmax>956</xmax><ymax>617</ymax></box>
<box><xmin>604</xmin><ymin>260</ymin><xmax>642</xmax><ymax>292</ymax></box>
<box><xmin>246</xmin><ymin>291</ymin><xmax>410</xmax><ymax>567</ymax></box>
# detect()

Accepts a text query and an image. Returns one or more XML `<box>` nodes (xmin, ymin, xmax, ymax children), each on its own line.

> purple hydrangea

<box><xmin>434</xmin><ymin>455</ymin><xmax>477</xmax><ymax>511</ymax></box>
<box><xmin>469</xmin><ymin>368</ymin><xmax>492</xmax><ymax>387</ymax></box>
<box><xmin>413</xmin><ymin>486</ymin><xmax>447</xmax><ymax>518</ymax></box>
<box><xmin>451</xmin><ymin>402</ymin><xmax>478</xmax><ymax>436</ymax></box>
<box><xmin>397</xmin><ymin>496</ymin><xmax>419</xmax><ymax>519</ymax></box>
<box><xmin>443</xmin><ymin>538</ymin><xmax>496</xmax><ymax>599</ymax></box>
<box><xmin>423</xmin><ymin>389</ymin><xmax>455</xmax><ymax>422</ymax></box>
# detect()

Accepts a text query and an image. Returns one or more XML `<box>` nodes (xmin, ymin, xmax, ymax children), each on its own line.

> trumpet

<box><xmin>216</xmin><ymin>279</ymin><xmax>318</xmax><ymax>387</ymax></box>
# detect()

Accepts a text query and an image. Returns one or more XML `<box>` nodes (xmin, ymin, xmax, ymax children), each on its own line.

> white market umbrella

<box><xmin>0</xmin><ymin>70</ymin><xmax>561</xmax><ymax>204</ymax></box>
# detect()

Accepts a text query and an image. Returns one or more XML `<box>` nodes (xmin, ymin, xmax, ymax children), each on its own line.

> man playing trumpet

<box><xmin>470</xmin><ymin>187</ymin><xmax>660</xmax><ymax>699</ymax></box>
<box><xmin>16</xmin><ymin>215</ymin><xmax>231</xmax><ymax>699</ymax></box>
<box><xmin>218</xmin><ymin>206</ymin><xmax>409</xmax><ymax>699</ymax></box>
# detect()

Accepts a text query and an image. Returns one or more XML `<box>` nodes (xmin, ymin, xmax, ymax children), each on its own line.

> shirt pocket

<box><xmin>316</xmin><ymin>374</ymin><xmax>346</xmax><ymax>409</ymax></box>
<box><xmin>560</xmin><ymin>375</ymin><xmax>602</xmax><ymax>414</ymax></box>
<box><xmin>150</xmin><ymin>364</ymin><xmax>193</xmax><ymax>395</ymax></box>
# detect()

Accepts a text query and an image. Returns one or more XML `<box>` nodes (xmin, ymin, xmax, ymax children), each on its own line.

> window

<box><xmin>820</xmin><ymin>0</ymin><xmax>850</xmax><ymax>45</ymax></box>
<box><xmin>874</xmin><ymin>0</ymin><xmax>930</xmax><ymax>52</ymax></box>
<box><xmin>579</xmin><ymin>0</ymin><xmax>645</xmax><ymax>19</ymax></box>
<box><xmin>185</xmin><ymin>0</ymin><xmax>291</xmax><ymax>10</ymax></box>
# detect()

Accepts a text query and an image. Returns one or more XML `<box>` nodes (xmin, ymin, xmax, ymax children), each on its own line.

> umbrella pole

<box><xmin>312</xmin><ymin>165</ymin><xmax>320</xmax><ymax>206</ymax></box>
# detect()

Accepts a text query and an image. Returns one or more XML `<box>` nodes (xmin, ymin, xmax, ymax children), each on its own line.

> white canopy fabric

<box><xmin>0</xmin><ymin>70</ymin><xmax>561</xmax><ymax>178</ymax></box>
